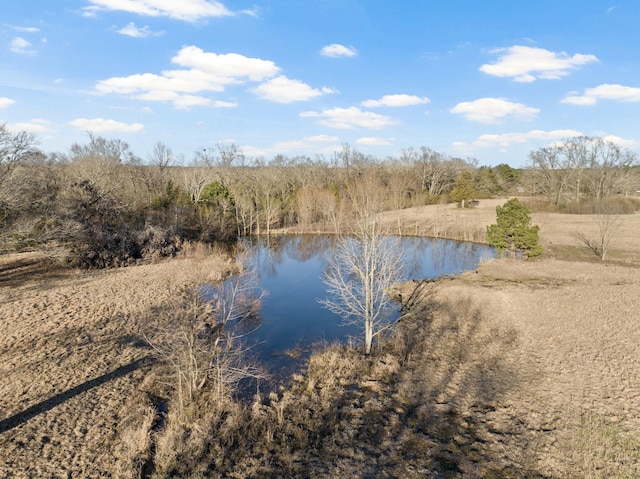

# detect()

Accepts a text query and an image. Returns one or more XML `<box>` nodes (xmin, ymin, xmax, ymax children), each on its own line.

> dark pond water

<box><xmin>232</xmin><ymin>235</ymin><xmax>494</xmax><ymax>385</ymax></box>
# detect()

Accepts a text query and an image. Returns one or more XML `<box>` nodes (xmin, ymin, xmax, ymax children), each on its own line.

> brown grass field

<box><xmin>1</xmin><ymin>198</ymin><xmax>639</xmax><ymax>478</ymax></box>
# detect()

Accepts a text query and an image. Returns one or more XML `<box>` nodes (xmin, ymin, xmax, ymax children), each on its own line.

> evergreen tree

<box><xmin>486</xmin><ymin>198</ymin><xmax>543</xmax><ymax>259</ymax></box>
<box><xmin>450</xmin><ymin>171</ymin><xmax>476</xmax><ymax>207</ymax></box>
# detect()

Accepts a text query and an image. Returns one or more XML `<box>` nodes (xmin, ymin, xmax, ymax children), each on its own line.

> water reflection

<box><xmin>230</xmin><ymin>235</ymin><xmax>493</xmax><ymax>386</ymax></box>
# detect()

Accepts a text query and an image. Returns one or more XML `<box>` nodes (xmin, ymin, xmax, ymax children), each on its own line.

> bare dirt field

<box><xmin>1</xmin><ymin>200</ymin><xmax>639</xmax><ymax>477</ymax></box>
<box><xmin>0</xmin><ymin>251</ymin><xmax>236</xmax><ymax>478</ymax></box>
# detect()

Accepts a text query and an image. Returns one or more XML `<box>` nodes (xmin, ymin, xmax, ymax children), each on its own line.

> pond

<box><xmin>228</xmin><ymin>235</ymin><xmax>494</xmax><ymax>386</ymax></box>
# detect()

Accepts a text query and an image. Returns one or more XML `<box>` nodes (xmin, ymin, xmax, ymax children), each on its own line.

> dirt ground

<box><xmin>0</xmin><ymin>252</ymin><xmax>236</xmax><ymax>478</ymax></box>
<box><xmin>1</xmin><ymin>200</ymin><xmax>639</xmax><ymax>477</ymax></box>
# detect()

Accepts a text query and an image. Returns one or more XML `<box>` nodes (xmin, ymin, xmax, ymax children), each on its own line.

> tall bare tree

<box><xmin>320</xmin><ymin>175</ymin><xmax>406</xmax><ymax>354</ymax></box>
<box><xmin>529</xmin><ymin>136</ymin><xmax>637</xmax><ymax>204</ymax></box>
<box><xmin>582</xmin><ymin>138</ymin><xmax>636</xmax><ymax>199</ymax></box>
<box><xmin>320</xmin><ymin>218</ymin><xmax>406</xmax><ymax>355</ymax></box>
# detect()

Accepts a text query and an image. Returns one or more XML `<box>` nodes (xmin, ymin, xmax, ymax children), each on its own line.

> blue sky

<box><xmin>1</xmin><ymin>1</ymin><xmax>639</xmax><ymax>167</ymax></box>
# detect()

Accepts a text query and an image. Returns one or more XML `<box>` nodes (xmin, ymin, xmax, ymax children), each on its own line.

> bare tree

<box><xmin>575</xmin><ymin>199</ymin><xmax>621</xmax><ymax>261</ymax></box>
<box><xmin>0</xmin><ymin>123</ymin><xmax>43</xmax><ymax>214</ymax></box>
<box><xmin>529</xmin><ymin>137</ymin><xmax>637</xmax><ymax>204</ymax></box>
<box><xmin>320</xmin><ymin>218</ymin><xmax>406</xmax><ymax>355</ymax></box>
<box><xmin>529</xmin><ymin>144</ymin><xmax>576</xmax><ymax>205</ymax></box>
<box><xmin>182</xmin><ymin>165</ymin><xmax>213</xmax><ymax>205</ymax></box>
<box><xmin>66</xmin><ymin>133</ymin><xmax>141</xmax><ymax>202</ymax></box>
<box><xmin>143</xmin><ymin>262</ymin><xmax>265</xmax><ymax>411</ymax></box>
<box><xmin>320</xmin><ymin>176</ymin><xmax>406</xmax><ymax>354</ymax></box>
<box><xmin>405</xmin><ymin>146</ymin><xmax>464</xmax><ymax>198</ymax></box>
<box><xmin>149</xmin><ymin>141</ymin><xmax>174</xmax><ymax>172</ymax></box>
<box><xmin>582</xmin><ymin>138</ymin><xmax>636</xmax><ymax>199</ymax></box>
<box><xmin>0</xmin><ymin>122</ymin><xmax>41</xmax><ymax>187</ymax></box>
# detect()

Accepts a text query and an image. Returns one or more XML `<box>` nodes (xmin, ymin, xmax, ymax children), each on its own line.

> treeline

<box><xmin>1</xmin><ymin>122</ymin><xmax>638</xmax><ymax>267</ymax></box>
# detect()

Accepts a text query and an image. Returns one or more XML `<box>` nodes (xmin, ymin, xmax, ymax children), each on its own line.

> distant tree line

<box><xmin>1</xmin><ymin>121</ymin><xmax>638</xmax><ymax>267</ymax></box>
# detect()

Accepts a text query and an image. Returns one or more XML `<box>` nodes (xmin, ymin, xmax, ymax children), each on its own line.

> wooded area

<box><xmin>1</xmin><ymin>122</ymin><xmax>638</xmax><ymax>267</ymax></box>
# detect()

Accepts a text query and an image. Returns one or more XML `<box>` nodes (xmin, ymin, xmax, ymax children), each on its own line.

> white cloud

<box><xmin>84</xmin><ymin>0</ymin><xmax>237</xmax><ymax>22</ymax></box>
<box><xmin>601</xmin><ymin>135</ymin><xmax>639</xmax><ymax>149</ymax></box>
<box><xmin>356</xmin><ymin>137</ymin><xmax>394</xmax><ymax>146</ymax></box>
<box><xmin>320</xmin><ymin>44</ymin><xmax>358</xmax><ymax>58</ymax></box>
<box><xmin>242</xmin><ymin>135</ymin><xmax>341</xmax><ymax>157</ymax></box>
<box><xmin>361</xmin><ymin>94</ymin><xmax>430</xmax><ymax>108</ymax></box>
<box><xmin>172</xmin><ymin>46</ymin><xmax>279</xmax><ymax>81</ymax></box>
<box><xmin>271</xmin><ymin>140</ymin><xmax>309</xmax><ymax>151</ymax></box>
<box><xmin>0</xmin><ymin>97</ymin><xmax>16</xmax><ymax>108</ymax></box>
<box><xmin>70</xmin><ymin>118</ymin><xmax>144</xmax><ymax>133</ymax></box>
<box><xmin>321</xmin><ymin>86</ymin><xmax>339</xmax><ymax>94</ymax></box>
<box><xmin>561</xmin><ymin>83</ymin><xmax>640</xmax><ymax>105</ymax></box>
<box><xmin>96</xmin><ymin>45</ymin><xmax>279</xmax><ymax>108</ymax></box>
<box><xmin>10</xmin><ymin>36</ymin><xmax>36</xmax><ymax>55</ymax></box>
<box><xmin>11</xmin><ymin>119</ymin><xmax>53</xmax><ymax>133</ymax></box>
<box><xmin>453</xmin><ymin>129</ymin><xmax>584</xmax><ymax>151</ymax></box>
<box><xmin>13</xmin><ymin>26</ymin><xmax>40</xmax><ymax>33</ymax></box>
<box><xmin>252</xmin><ymin>76</ymin><xmax>330</xmax><ymax>103</ymax></box>
<box><xmin>450</xmin><ymin>97</ymin><xmax>539</xmax><ymax>123</ymax></box>
<box><xmin>300</xmin><ymin>107</ymin><xmax>398</xmax><ymax>129</ymax></box>
<box><xmin>480</xmin><ymin>45</ymin><xmax>598</xmax><ymax>82</ymax></box>
<box><xmin>116</xmin><ymin>22</ymin><xmax>164</xmax><ymax>38</ymax></box>
<box><xmin>172</xmin><ymin>94</ymin><xmax>237</xmax><ymax>109</ymax></box>
<box><xmin>304</xmin><ymin>134</ymin><xmax>338</xmax><ymax>142</ymax></box>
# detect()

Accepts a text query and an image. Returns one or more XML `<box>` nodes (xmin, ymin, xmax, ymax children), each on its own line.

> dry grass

<box><xmin>1</xmin><ymin>201</ymin><xmax>640</xmax><ymax>477</ymax></box>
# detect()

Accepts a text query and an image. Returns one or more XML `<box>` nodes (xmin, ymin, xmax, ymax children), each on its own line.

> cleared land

<box><xmin>1</xmin><ymin>199</ymin><xmax>639</xmax><ymax>477</ymax></box>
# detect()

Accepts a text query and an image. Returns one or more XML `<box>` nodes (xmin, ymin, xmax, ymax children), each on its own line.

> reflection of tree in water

<box><xmin>285</xmin><ymin>234</ymin><xmax>335</xmax><ymax>263</ymax></box>
<box><xmin>238</xmin><ymin>236</ymin><xmax>285</xmax><ymax>279</ymax></box>
<box><xmin>404</xmin><ymin>236</ymin><xmax>433</xmax><ymax>278</ymax></box>
<box><xmin>240</xmin><ymin>234</ymin><xmax>493</xmax><ymax>284</ymax></box>
<box><xmin>240</xmin><ymin>235</ymin><xmax>337</xmax><ymax>279</ymax></box>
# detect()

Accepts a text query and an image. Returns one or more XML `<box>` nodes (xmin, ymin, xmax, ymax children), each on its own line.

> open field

<box><xmin>1</xmin><ymin>201</ymin><xmax>639</xmax><ymax>477</ymax></box>
<box><xmin>380</xmin><ymin>197</ymin><xmax>640</xmax><ymax>265</ymax></box>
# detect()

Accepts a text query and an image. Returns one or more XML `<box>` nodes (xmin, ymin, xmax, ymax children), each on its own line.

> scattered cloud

<box><xmin>600</xmin><ymin>134</ymin><xmax>638</xmax><ymax>149</ymax></box>
<box><xmin>116</xmin><ymin>22</ymin><xmax>164</xmax><ymax>38</ymax></box>
<box><xmin>300</xmin><ymin>107</ymin><xmax>398</xmax><ymax>129</ymax></box>
<box><xmin>10</xmin><ymin>36</ymin><xmax>36</xmax><ymax>55</ymax></box>
<box><xmin>170</xmin><ymin>94</ymin><xmax>236</xmax><ymax>109</ymax></box>
<box><xmin>83</xmin><ymin>0</ymin><xmax>244</xmax><ymax>22</ymax></box>
<box><xmin>96</xmin><ymin>45</ymin><xmax>279</xmax><ymax>108</ymax></box>
<box><xmin>453</xmin><ymin>129</ymin><xmax>584</xmax><ymax>152</ymax></box>
<box><xmin>361</xmin><ymin>94</ymin><xmax>430</xmax><ymax>108</ymax></box>
<box><xmin>356</xmin><ymin>136</ymin><xmax>394</xmax><ymax>146</ymax></box>
<box><xmin>561</xmin><ymin>83</ymin><xmax>640</xmax><ymax>105</ymax></box>
<box><xmin>0</xmin><ymin>97</ymin><xmax>16</xmax><ymax>108</ymax></box>
<box><xmin>11</xmin><ymin>119</ymin><xmax>54</xmax><ymax>133</ymax></box>
<box><xmin>252</xmin><ymin>76</ymin><xmax>332</xmax><ymax>103</ymax></box>
<box><xmin>450</xmin><ymin>97</ymin><xmax>539</xmax><ymax>123</ymax></box>
<box><xmin>320</xmin><ymin>43</ymin><xmax>358</xmax><ymax>58</ymax></box>
<box><xmin>242</xmin><ymin>134</ymin><xmax>341</xmax><ymax>158</ymax></box>
<box><xmin>70</xmin><ymin>118</ymin><xmax>144</xmax><ymax>132</ymax></box>
<box><xmin>304</xmin><ymin>134</ymin><xmax>339</xmax><ymax>142</ymax></box>
<box><xmin>13</xmin><ymin>26</ymin><xmax>40</xmax><ymax>33</ymax></box>
<box><xmin>480</xmin><ymin>45</ymin><xmax>598</xmax><ymax>82</ymax></box>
